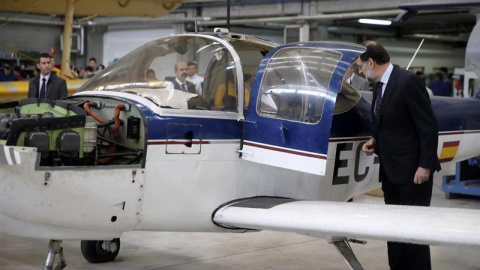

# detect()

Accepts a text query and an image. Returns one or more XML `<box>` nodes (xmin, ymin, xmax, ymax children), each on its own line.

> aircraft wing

<box><xmin>213</xmin><ymin>197</ymin><xmax>480</xmax><ymax>248</ymax></box>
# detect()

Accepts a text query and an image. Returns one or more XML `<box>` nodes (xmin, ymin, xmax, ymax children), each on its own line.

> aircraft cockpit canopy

<box><xmin>79</xmin><ymin>34</ymin><xmax>277</xmax><ymax>112</ymax></box>
<box><xmin>256</xmin><ymin>46</ymin><xmax>361</xmax><ymax>123</ymax></box>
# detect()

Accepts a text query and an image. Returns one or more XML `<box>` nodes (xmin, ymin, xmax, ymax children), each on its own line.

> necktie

<box><xmin>40</xmin><ymin>78</ymin><xmax>46</xmax><ymax>99</ymax></box>
<box><xmin>374</xmin><ymin>81</ymin><xmax>383</xmax><ymax>121</ymax></box>
<box><xmin>181</xmin><ymin>83</ymin><xmax>187</xmax><ymax>91</ymax></box>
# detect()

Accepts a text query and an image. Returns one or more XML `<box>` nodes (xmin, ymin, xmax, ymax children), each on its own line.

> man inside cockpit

<box><xmin>167</xmin><ymin>62</ymin><xmax>196</xmax><ymax>94</ymax></box>
<box><xmin>145</xmin><ymin>69</ymin><xmax>158</xmax><ymax>81</ymax></box>
<box><xmin>344</xmin><ymin>64</ymin><xmax>370</xmax><ymax>91</ymax></box>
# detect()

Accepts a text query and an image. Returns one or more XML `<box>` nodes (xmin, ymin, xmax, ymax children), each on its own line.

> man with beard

<box><xmin>359</xmin><ymin>42</ymin><xmax>441</xmax><ymax>270</ymax></box>
<box><xmin>168</xmin><ymin>61</ymin><xmax>196</xmax><ymax>94</ymax></box>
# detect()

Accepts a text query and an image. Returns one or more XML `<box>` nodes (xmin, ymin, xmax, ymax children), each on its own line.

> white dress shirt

<box><xmin>39</xmin><ymin>73</ymin><xmax>51</xmax><ymax>97</ymax></box>
<box><xmin>379</xmin><ymin>63</ymin><xmax>393</xmax><ymax>96</ymax></box>
<box><xmin>187</xmin><ymin>74</ymin><xmax>204</xmax><ymax>95</ymax></box>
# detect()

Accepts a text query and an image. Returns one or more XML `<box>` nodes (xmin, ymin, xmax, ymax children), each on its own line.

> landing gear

<box><xmin>43</xmin><ymin>240</ymin><xmax>67</xmax><ymax>270</ymax></box>
<box><xmin>329</xmin><ymin>237</ymin><xmax>366</xmax><ymax>270</ymax></box>
<box><xmin>80</xmin><ymin>238</ymin><xmax>121</xmax><ymax>263</ymax></box>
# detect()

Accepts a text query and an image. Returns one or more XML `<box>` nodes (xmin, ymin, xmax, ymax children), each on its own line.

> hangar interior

<box><xmin>0</xmin><ymin>0</ymin><xmax>477</xmax><ymax>85</ymax></box>
<box><xmin>0</xmin><ymin>1</ymin><xmax>479</xmax><ymax>270</ymax></box>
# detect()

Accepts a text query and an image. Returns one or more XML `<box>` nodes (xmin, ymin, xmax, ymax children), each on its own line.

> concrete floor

<box><xmin>1</xmin><ymin>165</ymin><xmax>479</xmax><ymax>270</ymax></box>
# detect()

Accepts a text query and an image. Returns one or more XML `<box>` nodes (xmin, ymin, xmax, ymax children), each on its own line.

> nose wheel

<box><xmin>80</xmin><ymin>238</ymin><xmax>121</xmax><ymax>263</ymax></box>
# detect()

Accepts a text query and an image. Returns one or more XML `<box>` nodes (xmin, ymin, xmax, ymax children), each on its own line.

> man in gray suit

<box><xmin>344</xmin><ymin>64</ymin><xmax>370</xmax><ymax>91</ymax></box>
<box><xmin>28</xmin><ymin>53</ymin><xmax>67</xmax><ymax>100</ymax></box>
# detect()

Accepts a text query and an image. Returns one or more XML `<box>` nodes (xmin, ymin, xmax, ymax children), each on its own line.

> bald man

<box><xmin>168</xmin><ymin>61</ymin><xmax>196</xmax><ymax>94</ymax></box>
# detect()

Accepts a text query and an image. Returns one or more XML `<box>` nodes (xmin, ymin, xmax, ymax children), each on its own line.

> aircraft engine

<box><xmin>0</xmin><ymin>98</ymin><xmax>144</xmax><ymax>167</ymax></box>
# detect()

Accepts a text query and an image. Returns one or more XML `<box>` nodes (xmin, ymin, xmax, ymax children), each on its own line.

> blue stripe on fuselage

<box><xmin>430</xmin><ymin>96</ymin><xmax>480</xmax><ymax>132</ymax></box>
<box><xmin>134</xmin><ymin>89</ymin><xmax>480</xmax><ymax>144</ymax></box>
<box><xmin>108</xmin><ymin>97</ymin><xmax>242</xmax><ymax>141</ymax></box>
<box><xmin>333</xmin><ymin>92</ymin><xmax>480</xmax><ymax>139</ymax></box>
<box><xmin>145</xmin><ymin>114</ymin><xmax>241</xmax><ymax>141</ymax></box>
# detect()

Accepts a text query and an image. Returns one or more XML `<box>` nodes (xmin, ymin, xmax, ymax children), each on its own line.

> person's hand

<box><xmin>414</xmin><ymin>167</ymin><xmax>430</xmax><ymax>184</ymax></box>
<box><xmin>361</xmin><ymin>138</ymin><xmax>376</xmax><ymax>156</ymax></box>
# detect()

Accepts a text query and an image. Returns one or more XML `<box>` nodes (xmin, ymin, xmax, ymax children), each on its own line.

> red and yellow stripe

<box><xmin>0</xmin><ymin>79</ymin><xmax>86</xmax><ymax>103</ymax></box>
<box><xmin>439</xmin><ymin>141</ymin><xmax>460</xmax><ymax>163</ymax></box>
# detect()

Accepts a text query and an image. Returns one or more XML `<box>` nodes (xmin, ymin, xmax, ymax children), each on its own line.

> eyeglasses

<box><xmin>177</xmin><ymin>68</ymin><xmax>188</xmax><ymax>71</ymax></box>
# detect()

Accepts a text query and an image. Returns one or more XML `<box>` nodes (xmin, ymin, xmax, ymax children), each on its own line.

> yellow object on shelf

<box><xmin>0</xmin><ymin>79</ymin><xmax>86</xmax><ymax>102</ymax></box>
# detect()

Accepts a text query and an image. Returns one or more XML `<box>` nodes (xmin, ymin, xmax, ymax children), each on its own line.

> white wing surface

<box><xmin>213</xmin><ymin>198</ymin><xmax>480</xmax><ymax>248</ymax></box>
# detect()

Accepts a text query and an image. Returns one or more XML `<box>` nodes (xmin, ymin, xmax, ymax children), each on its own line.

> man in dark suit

<box><xmin>359</xmin><ymin>42</ymin><xmax>441</xmax><ymax>270</ymax></box>
<box><xmin>167</xmin><ymin>61</ymin><xmax>196</xmax><ymax>94</ymax></box>
<box><xmin>28</xmin><ymin>53</ymin><xmax>67</xmax><ymax>100</ymax></box>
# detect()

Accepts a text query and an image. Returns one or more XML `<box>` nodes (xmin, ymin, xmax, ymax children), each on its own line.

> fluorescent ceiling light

<box><xmin>358</xmin><ymin>18</ymin><xmax>392</xmax><ymax>26</ymax></box>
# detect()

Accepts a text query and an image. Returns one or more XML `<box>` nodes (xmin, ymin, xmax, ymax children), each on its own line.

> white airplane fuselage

<box><xmin>1</xmin><ymin>94</ymin><xmax>478</xmax><ymax>241</ymax></box>
<box><xmin>0</xmin><ymin>121</ymin><xmax>379</xmax><ymax>240</ymax></box>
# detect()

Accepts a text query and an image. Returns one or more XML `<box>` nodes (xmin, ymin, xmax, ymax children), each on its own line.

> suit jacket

<box><xmin>168</xmin><ymin>79</ymin><xmax>196</xmax><ymax>94</ymax></box>
<box><xmin>373</xmin><ymin>65</ymin><xmax>441</xmax><ymax>184</ymax></box>
<box><xmin>28</xmin><ymin>74</ymin><xmax>68</xmax><ymax>100</ymax></box>
<box><xmin>350</xmin><ymin>74</ymin><xmax>370</xmax><ymax>91</ymax></box>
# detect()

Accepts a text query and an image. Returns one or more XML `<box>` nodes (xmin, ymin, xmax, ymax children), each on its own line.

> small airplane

<box><xmin>0</xmin><ymin>29</ymin><xmax>479</xmax><ymax>270</ymax></box>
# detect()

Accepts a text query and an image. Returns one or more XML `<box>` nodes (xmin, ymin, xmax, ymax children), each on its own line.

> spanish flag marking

<box><xmin>439</xmin><ymin>141</ymin><xmax>460</xmax><ymax>163</ymax></box>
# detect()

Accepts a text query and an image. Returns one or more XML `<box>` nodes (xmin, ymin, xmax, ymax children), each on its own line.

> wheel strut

<box><xmin>44</xmin><ymin>240</ymin><xmax>67</xmax><ymax>270</ymax></box>
<box><xmin>329</xmin><ymin>237</ymin><xmax>365</xmax><ymax>270</ymax></box>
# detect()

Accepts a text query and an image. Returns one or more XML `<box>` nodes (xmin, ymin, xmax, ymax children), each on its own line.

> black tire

<box><xmin>80</xmin><ymin>238</ymin><xmax>120</xmax><ymax>263</ymax></box>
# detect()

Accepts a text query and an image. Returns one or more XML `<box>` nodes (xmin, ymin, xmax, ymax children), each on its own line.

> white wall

<box><xmin>378</xmin><ymin>38</ymin><xmax>465</xmax><ymax>77</ymax></box>
<box><xmin>229</xmin><ymin>26</ymin><xmax>284</xmax><ymax>43</ymax></box>
<box><xmin>102</xmin><ymin>27</ymin><xmax>175</xmax><ymax>67</ymax></box>
<box><xmin>228</xmin><ymin>26</ymin><xmax>465</xmax><ymax>81</ymax></box>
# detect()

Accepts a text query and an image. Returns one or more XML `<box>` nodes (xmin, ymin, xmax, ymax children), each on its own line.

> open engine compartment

<box><xmin>0</xmin><ymin>97</ymin><xmax>146</xmax><ymax>167</ymax></box>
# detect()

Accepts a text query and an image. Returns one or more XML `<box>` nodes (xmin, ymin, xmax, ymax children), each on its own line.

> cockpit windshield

<box><xmin>79</xmin><ymin>34</ymin><xmax>277</xmax><ymax>112</ymax></box>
